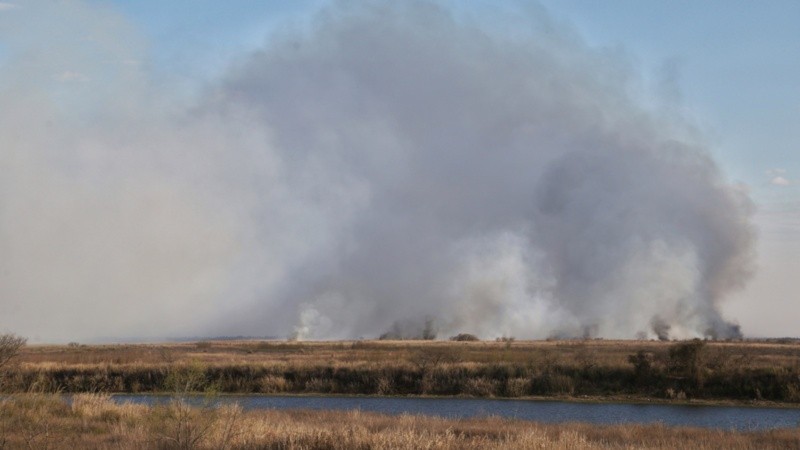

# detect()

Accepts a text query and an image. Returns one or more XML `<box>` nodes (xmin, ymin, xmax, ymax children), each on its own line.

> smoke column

<box><xmin>0</xmin><ymin>1</ymin><xmax>754</xmax><ymax>342</ymax></box>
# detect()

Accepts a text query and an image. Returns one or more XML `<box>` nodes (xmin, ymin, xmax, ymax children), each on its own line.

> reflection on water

<box><xmin>110</xmin><ymin>394</ymin><xmax>800</xmax><ymax>431</ymax></box>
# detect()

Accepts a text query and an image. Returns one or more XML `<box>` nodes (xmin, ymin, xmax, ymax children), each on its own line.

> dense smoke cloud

<box><xmin>0</xmin><ymin>1</ymin><xmax>754</xmax><ymax>342</ymax></box>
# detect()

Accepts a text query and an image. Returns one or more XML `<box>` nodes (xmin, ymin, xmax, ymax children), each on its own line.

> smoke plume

<box><xmin>0</xmin><ymin>1</ymin><xmax>754</xmax><ymax>342</ymax></box>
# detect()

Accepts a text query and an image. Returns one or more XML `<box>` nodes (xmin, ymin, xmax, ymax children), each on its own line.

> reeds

<box><xmin>0</xmin><ymin>394</ymin><xmax>798</xmax><ymax>449</ymax></box>
<box><xmin>6</xmin><ymin>339</ymin><xmax>800</xmax><ymax>403</ymax></box>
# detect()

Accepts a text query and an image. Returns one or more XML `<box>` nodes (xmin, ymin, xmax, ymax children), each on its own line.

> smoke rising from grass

<box><xmin>0</xmin><ymin>1</ymin><xmax>754</xmax><ymax>342</ymax></box>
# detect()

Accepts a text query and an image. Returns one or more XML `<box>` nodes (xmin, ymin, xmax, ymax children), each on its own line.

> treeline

<box><xmin>2</xmin><ymin>340</ymin><xmax>799</xmax><ymax>403</ymax></box>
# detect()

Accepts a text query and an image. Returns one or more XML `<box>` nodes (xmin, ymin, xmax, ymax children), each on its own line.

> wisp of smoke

<box><xmin>0</xmin><ymin>1</ymin><xmax>754</xmax><ymax>342</ymax></box>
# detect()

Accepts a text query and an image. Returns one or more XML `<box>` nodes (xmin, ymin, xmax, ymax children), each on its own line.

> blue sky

<box><xmin>107</xmin><ymin>1</ymin><xmax>324</xmax><ymax>89</ymax></box>
<box><xmin>105</xmin><ymin>0</ymin><xmax>799</xmax><ymax>194</ymax></box>
<box><xmin>1</xmin><ymin>0</ymin><xmax>797</xmax><ymax>338</ymax></box>
<box><xmin>540</xmin><ymin>1</ymin><xmax>800</xmax><ymax>188</ymax></box>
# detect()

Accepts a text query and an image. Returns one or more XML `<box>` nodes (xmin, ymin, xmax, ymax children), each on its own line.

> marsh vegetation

<box><xmin>0</xmin><ymin>393</ymin><xmax>798</xmax><ymax>449</ymax></box>
<box><xmin>4</xmin><ymin>339</ymin><xmax>800</xmax><ymax>404</ymax></box>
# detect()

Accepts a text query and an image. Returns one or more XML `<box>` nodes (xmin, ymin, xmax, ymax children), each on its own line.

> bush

<box><xmin>462</xmin><ymin>378</ymin><xmax>497</xmax><ymax>397</ymax></box>
<box><xmin>530</xmin><ymin>373</ymin><xmax>575</xmax><ymax>395</ymax></box>
<box><xmin>505</xmin><ymin>377</ymin><xmax>530</xmax><ymax>397</ymax></box>
<box><xmin>668</xmin><ymin>339</ymin><xmax>706</xmax><ymax>388</ymax></box>
<box><xmin>0</xmin><ymin>334</ymin><xmax>26</xmax><ymax>371</ymax></box>
<box><xmin>259</xmin><ymin>375</ymin><xmax>289</xmax><ymax>393</ymax></box>
<box><xmin>165</xmin><ymin>361</ymin><xmax>213</xmax><ymax>394</ymax></box>
<box><xmin>628</xmin><ymin>350</ymin><xmax>654</xmax><ymax>381</ymax></box>
<box><xmin>304</xmin><ymin>377</ymin><xmax>335</xmax><ymax>393</ymax></box>
<box><xmin>450</xmin><ymin>334</ymin><xmax>479</xmax><ymax>342</ymax></box>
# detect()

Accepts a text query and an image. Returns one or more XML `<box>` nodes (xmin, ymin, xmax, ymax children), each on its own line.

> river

<box><xmin>111</xmin><ymin>394</ymin><xmax>800</xmax><ymax>431</ymax></box>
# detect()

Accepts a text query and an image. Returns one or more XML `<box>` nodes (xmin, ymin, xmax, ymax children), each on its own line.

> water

<box><xmin>111</xmin><ymin>394</ymin><xmax>800</xmax><ymax>431</ymax></box>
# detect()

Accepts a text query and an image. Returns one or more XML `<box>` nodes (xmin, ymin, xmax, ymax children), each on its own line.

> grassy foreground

<box><xmin>0</xmin><ymin>393</ymin><xmax>798</xmax><ymax>449</ymax></box>
<box><xmin>4</xmin><ymin>339</ymin><xmax>800</xmax><ymax>404</ymax></box>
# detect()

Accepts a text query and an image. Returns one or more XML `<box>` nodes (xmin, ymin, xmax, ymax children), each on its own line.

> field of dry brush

<box><xmin>1</xmin><ymin>393</ymin><xmax>798</xmax><ymax>449</ymax></box>
<box><xmin>3</xmin><ymin>339</ymin><xmax>800</xmax><ymax>404</ymax></box>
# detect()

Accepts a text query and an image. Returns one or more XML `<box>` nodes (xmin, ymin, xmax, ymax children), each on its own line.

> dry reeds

<box><xmin>6</xmin><ymin>339</ymin><xmax>800</xmax><ymax>404</ymax></box>
<box><xmin>0</xmin><ymin>394</ymin><xmax>798</xmax><ymax>449</ymax></box>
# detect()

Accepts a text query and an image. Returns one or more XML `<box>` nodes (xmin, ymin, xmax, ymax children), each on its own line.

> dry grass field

<box><xmin>15</xmin><ymin>338</ymin><xmax>800</xmax><ymax>371</ymax></box>
<box><xmin>3</xmin><ymin>339</ymin><xmax>800</xmax><ymax>403</ymax></box>
<box><xmin>0</xmin><ymin>393</ymin><xmax>798</xmax><ymax>449</ymax></box>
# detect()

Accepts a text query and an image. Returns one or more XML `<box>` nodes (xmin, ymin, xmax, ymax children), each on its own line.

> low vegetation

<box><xmin>0</xmin><ymin>334</ymin><xmax>26</xmax><ymax>372</ymax></box>
<box><xmin>0</xmin><ymin>393</ymin><xmax>797</xmax><ymax>449</ymax></box>
<box><xmin>450</xmin><ymin>333</ymin><xmax>480</xmax><ymax>342</ymax></box>
<box><xmin>4</xmin><ymin>338</ymin><xmax>800</xmax><ymax>404</ymax></box>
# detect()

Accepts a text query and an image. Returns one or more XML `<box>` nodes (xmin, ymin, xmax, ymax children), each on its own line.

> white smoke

<box><xmin>0</xmin><ymin>1</ymin><xmax>754</xmax><ymax>342</ymax></box>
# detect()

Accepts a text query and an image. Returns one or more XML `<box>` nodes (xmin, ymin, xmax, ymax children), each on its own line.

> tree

<box><xmin>668</xmin><ymin>339</ymin><xmax>706</xmax><ymax>389</ymax></box>
<box><xmin>627</xmin><ymin>350</ymin><xmax>654</xmax><ymax>382</ymax></box>
<box><xmin>0</xmin><ymin>333</ymin><xmax>26</xmax><ymax>371</ymax></box>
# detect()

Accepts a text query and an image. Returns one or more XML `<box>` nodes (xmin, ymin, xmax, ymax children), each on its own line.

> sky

<box><xmin>106</xmin><ymin>0</ymin><xmax>800</xmax><ymax>211</ymax></box>
<box><xmin>535</xmin><ymin>0</ymin><xmax>800</xmax><ymax>335</ymax></box>
<box><xmin>107</xmin><ymin>0</ymin><xmax>800</xmax><ymax>185</ymax></box>
<box><xmin>0</xmin><ymin>0</ymin><xmax>797</xmax><ymax>341</ymax></box>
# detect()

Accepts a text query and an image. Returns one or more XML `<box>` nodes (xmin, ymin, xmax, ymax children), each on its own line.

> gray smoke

<box><xmin>0</xmin><ymin>1</ymin><xmax>754</xmax><ymax>342</ymax></box>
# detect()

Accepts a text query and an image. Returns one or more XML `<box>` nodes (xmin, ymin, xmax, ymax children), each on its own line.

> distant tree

<box><xmin>450</xmin><ymin>333</ymin><xmax>479</xmax><ymax>342</ymax></box>
<box><xmin>627</xmin><ymin>350</ymin><xmax>654</xmax><ymax>382</ymax></box>
<box><xmin>421</xmin><ymin>316</ymin><xmax>437</xmax><ymax>340</ymax></box>
<box><xmin>0</xmin><ymin>333</ymin><xmax>26</xmax><ymax>371</ymax></box>
<box><xmin>668</xmin><ymin>339</ymin><xmax>706</xmax><ymax>388</ymax></box>
<box><xmin>410</xmin><ymin>347</ymin><xmax>463</xmax><ymax>371</ymax></box>
<box><xmin>380</xmin><ymin>316</ymin><xmax>438</xmax><ymax>340</ymax></box>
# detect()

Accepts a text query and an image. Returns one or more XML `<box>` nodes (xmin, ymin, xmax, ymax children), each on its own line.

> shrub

<box><xmin>529</xmin><ymin>373</ymin><xmax>576</xmax><ymax>395</ymax></box>
<box><xmin>0</xmin><ymin>334</ymin><xmax>26</xmax><ymax>371</ymax></box>
<box><xmin>668</xmin><ymin>339</ymin><xmax>706</xmax><ymax>389</ymax></box>
<box><xmin>505</xmin><ymin>377</ymin><xmax>530</xmax><ymax>397</ymax></box>
<box><xmin>259</xmin><ymin>375</ymin><xmax>289</xmax><ymax>393</ymax></box>
<box><xmin>70</xmin><ymin>393</ymin><xmax>121</xmax><ymax>422</ymax></box>
<box><xmin>375</xmin><ymin>375</ymin><xmax>395</xmax><ymax>395</ymax></box>
<box><xmin>628</xmin><ymin>350</ymin><xmax>654</xmax><ymax>381</ymax></box>
<box><xmin>410</xmin><ymin>347</ymin><xmax>463</xmax><ymax>371</ymax></box>
<box><xmin>463</xmin><ymin>378</ymin><xmax>497</xmax><ymax>397</ymax></box>
<box><xmin>304</xmin><ymin>377</ymin><xmax>335</xmax><ymax>393</ymax></box>
<box><xmin>165</xmin><ymin>361</ymin><xmax>213</xmax><ymax>394</ymax></box>
<box><xmin>450</xmin><ymin>334</ymin><xmax>479</xmax><ymax>342</ymax></box>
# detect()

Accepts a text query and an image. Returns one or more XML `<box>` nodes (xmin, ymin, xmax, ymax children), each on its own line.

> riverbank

<box><xmin>117</xmin><ymin>391</ymin><xmax>800</xmax><ymax>410</ymax></box>
<box><xmin>5</xmin><ymin>339</ymin><xmax>800</xmax><ymax>405</ymax></box>
<box><xmin>1</xmin><ymin>393</ymin><xmax>798</xmax><ymax>449</ymax></box>
<box><xmin>107</xmin><ymin>392</ymin><xmax>800</xmax><ymax>430</ymax></box>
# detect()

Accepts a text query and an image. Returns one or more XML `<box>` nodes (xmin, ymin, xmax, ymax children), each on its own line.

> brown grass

<box><xmin>16</xmin><ymin>339</ymin><xmax>800</xmax><ymax>370</ymax></box>
<box><xmin>4</xmin><ymin>339</ymin><xmax>800</xmax><ymax>404</ymax></box>
<box><xmin>0</xmin><ymin>393</ymin><xmax>798</xmax><ymax>449</ymax></box>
